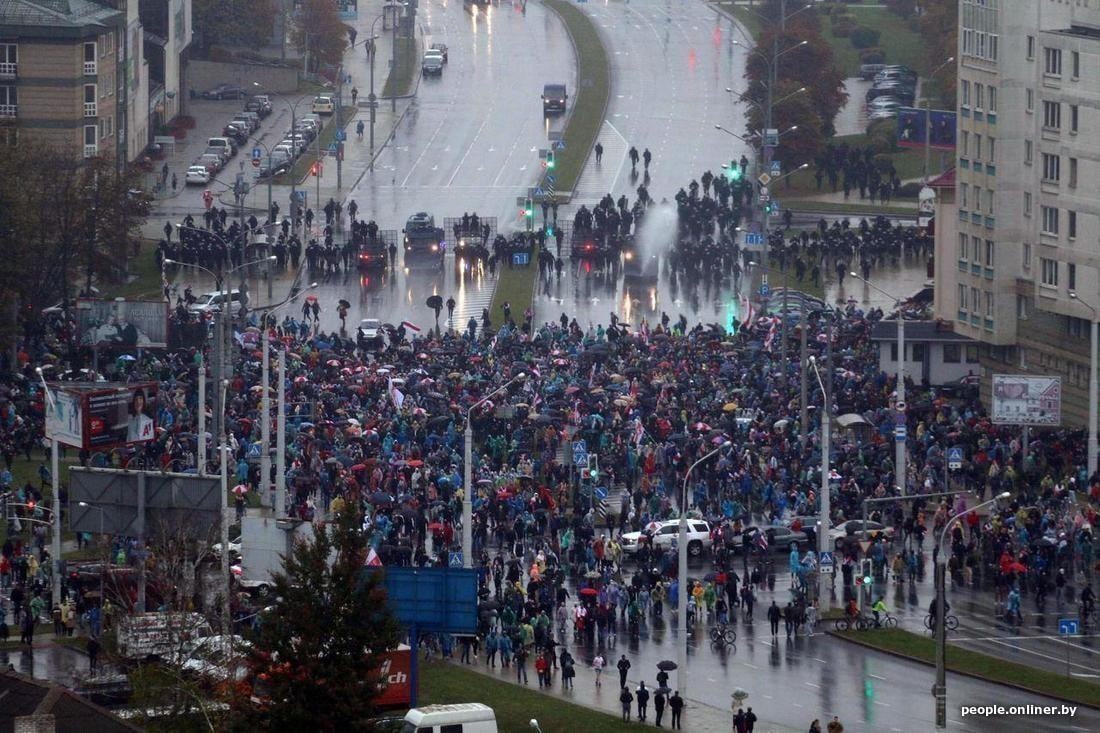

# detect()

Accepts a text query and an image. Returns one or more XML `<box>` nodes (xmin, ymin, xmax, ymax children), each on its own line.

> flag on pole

<box><xmin>587</xmin><ymin>362</ymin><xmax>597</xmax><ymax>388</ymax></box>
<box><xmin>754</xmin><ymin>529</ymin><xmax>769</xmax><ymax>551</ymax></box>
<box><xmin>365</xmin><ymin>548</ymin><xmax>383</xmax><ymax>567</ymax></box>
<box><xmin>633</xmin><ymin>418</ymin><xmax>645</xmax><ymax>446</ymax></box>
<box><xmin>387</xmin><ymin>377</ymin><xmax>405</xmax><ymax>410</ymax></box>
<box><xmin>400</xmin><ymin>320</ymin><xmax>422</xmax><ymax>333</ymax></box>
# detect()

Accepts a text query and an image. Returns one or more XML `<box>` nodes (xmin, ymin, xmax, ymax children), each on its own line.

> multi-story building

<box><xmin>0</xmin><ymin>0</ymin><xmax>189</xmax><ymax>166</ymax></box>
<box><xmin>935</xmin><ymin>0</ymin><xmax>1100</xmax><ymax>428</ymax></box>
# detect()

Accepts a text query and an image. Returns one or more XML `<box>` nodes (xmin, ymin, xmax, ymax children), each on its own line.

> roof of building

<box><xmin>870</xmin><ymin>319</ymin><xmax>976</xmax><ymax>343</ymax></box>
<box><xmin>927</xmin><ymin>167</ymin><xmax>955</xmax><ymax>189</ymax></box>
<box><xmin>0</xmin><ymin>669</ymin><xmax>142</xmax><ymax>733</ymax></box>
<box><xmin>0</xmin><ymin>0</ymin><xmax>121</xmax><ymax>31</ymax></box>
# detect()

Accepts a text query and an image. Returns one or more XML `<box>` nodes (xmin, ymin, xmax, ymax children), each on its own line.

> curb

<box><xmin>826</xmin><ymin>630</ymin><xmax>1100</xmax><ymax>710</ymax></box>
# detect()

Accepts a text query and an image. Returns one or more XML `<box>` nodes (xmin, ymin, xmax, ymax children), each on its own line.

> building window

<box><xmin>961</xmin><ymin>80</ymin><xmax>970</xmax><ymax>107</ymax></box>
<box><xmin>1070</xmin><ymin>317</ymin><xmax>1086</xmax><ymax>339</ymax></box>
<box><xmin>889</xmin><ymin>343</ymin><xmax>898</xmax><ymax>361</ymax></box>
<box><xmin>1069</xmin><ymin>263</ymin><xmax>1078</xmax><ymax>291</ymax></box>
<box><xmin>1042</xmin><ymin>153</ymin><xmax>1061</xmax><ymax>182</ymax></box>
<box><xmin>1027</xmin><ymin>35</ymin><xmax>1035</xmax><ymax>60</ymax></box>
<box><xmin>83</xmin><ymin>84</ymin><xmax>96</xmax><ymax>117</ymax></box>
<box><xmin>1070</xmin><ymin>157</ymin><xmax>1078</xmax><ymax>188</ymax></box>
<box><xmin>985</xmin><ymin>240</ymin><xmax>995</xmax><ymax>267</ymax></box>
<box><xmin>960</xmin><ymin>183</ymin><xmax>969</xmax><ymax>209</ymax></box>
<box><xmin>974</xmin><ymin>186</ymin><xmax>982</xmax><ymax>213</ymax></box>
<box><xmin>1026</xmin><ymin>88</ymin><xmax>1034</xmax><ymax>112</ymax></box>
<box><xmin>1044</xmin><ymin>47</ymin><xmax>1063</xmax><ymax>76</ymax></box>
<box><xmin>972</xmin><ymin>236</ymin><xmax>982</xmax><ymax>261</ymax></box>
<box><xmin>83</xmin><ymin>124</ymin><xmax>97</xmax><ymax>158</ymax></box>
<box><xmin>1072</xmin><ymin>50</ymin><xmax>1080</xmax><ymax>78</ymax></box>
<box><xmin>1025</xmin><ymin>140</ymin><xmax>1033</xmax><ymax>165</ymax></box>
<box><xmin>1041</xmin><ymin>257</ymin><xmax>1059</xmax><ymax>286</ymax></box>
<box><xmin>959</xmin><ymin>233</ymin><xmax>969</xmax><ymax>260</ymax></box>
<box><xmin>966</xmin><ymin>345</ymin><xmax>979</xmax><ymax>363</ymax></box>
<box><xmin>975</xmin><ymin>134</ymin><xmax>982</xmax><ymax>160</ymax></box>
<box><xmin>1070</xmin><ymin>104</ymin><xmax>1079</xmax><ymax>133</ymax></box>
<box><xmin>971</xmin><ymin>288</ymin><xmax>980</xmax><ymax>314</ymax></box>
<box><xmin>1043</xmin><ymin>101</ymin><xmax>1062</xmax><ymax>129</ymax></box>
<box><xmin>1024</xmin><ymin>192</ymin><xmax>1032</xmax><ymax>217</ymax></box>
<box><xmin>975</xmin><ymin>84</ymin><xmax>984</xmax><ymax>110</ymax></box>
<box><xmin>1069</xmin><ymin>210</ymin><xmax>1077</xmax><ymax>239</ymax></box>
<box><xmin>1042</xmin><ymin>206</ymin><xmax>1059</xmax><ymax>235</ymax></box>
<box><xmin>1023</xmin><ymin>241</ymin><xmax>1032</xmax><ymax>271</ymax></box>
<box><xmin>83</xmin><ymin>42</ymin><xmax>96</xmax><ymax>75</ymax></box>
<box><xmin>985</xmin><ymin>292</ymin><xmax>994</xmax><ymax>319</ymax></box>
<box><xmin>988</xmin><ymin>136</ymin><xmax>995</xmax><ymax>163</ymax></box>
<box><xmin>943</xmin><ymin>344</ymin><xmax>961</xmax><ymax>363</ymax></box>
<box><xmin>0</xmin><ymin>85</ymin><xmax>14</xmax><ymax>117</ymax></box>
<box><xmin>958</xmin><ymin>284</ymin><xmax>968</xmax><ymax>310</ymax></box>
<box><xmin>989</xmin><ymin>86</ymin><xmax>997</xmax><ymax>113</ymax></box>
<box><xmin>1017</xmin><ymin>296</ymin><xmax>1029</xmax><ymax>320</ymax></box>
<box><xmin>961</xmin><ymin>131</ymin><xmax>969</xmax><ymax>156</ymax></box>
<box><xmin>0</xmin><ymin>44</ymin><xmax>15</xmax><ymax>78</ymax></box>
<box><xmin>911</xmin><ymin>344</ymin><xmax>926</xmax><ymax>362</ymax></box>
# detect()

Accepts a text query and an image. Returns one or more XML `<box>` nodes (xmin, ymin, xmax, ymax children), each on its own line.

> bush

<box><xmin>850</xmin><ymin>26</ymin><xmax>881</xmax><ymax>48</ymax></box>
<box><xmin>897</xmin><ymin>182</ymin><xmax>923</xmax><ymax>198</ymax></box>
<box><xmin>832</xmin><ymin>19</ymin><xmax>856</xmax><ymax>37</ymax></box>
<box><xmin>866</xmin><ymin>120</ymin><xmax>898</xmax><ymax>154</ymax></box>
<box><xmin>859</xmin><ymin>48</ymin><xmax>885</xmax><ymax>64</ymax></box>
<box><xmin>830</xmin><ymin>10</ymin><xmax>849</xmax><ymax>23</ymax></box>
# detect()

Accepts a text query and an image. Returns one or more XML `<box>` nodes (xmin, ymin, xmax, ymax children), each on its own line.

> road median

<box><xmin>829</xmin><ymin>627</ymin><xmax>1100</xmax><ymax>709</ymax></box>
<box><xmin>488</xmin><ymin>0</ymin><xmax>610</xmax><ymax>319</ymax></box>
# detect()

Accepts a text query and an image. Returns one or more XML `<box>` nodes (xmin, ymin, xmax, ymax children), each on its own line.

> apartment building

<box><xmin>934</xmin><ymin>0</ymin><xmax>1100</xmax><ymax>428</ymax></box>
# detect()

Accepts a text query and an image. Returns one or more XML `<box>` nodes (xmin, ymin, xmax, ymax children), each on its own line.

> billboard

<box><xmin>76</xmin><ymin>299</ymin><xmax>169</xmax><ymax>349</ymax></box>
<box><xmin>45</xmin><ymin>389</ymin><xmax>84</xmax><ymax>448</ymax></box>
<box><xmin>69</xmin><ymin>467</ymin><xmax>222</xmax><ymax>536</ymax></box>
<box><xmin>991</xmin><ymin>375</ymin><xmax>1062</xmax><ymax>426</ymax></box>
<box><xmin>84</xmin><ymin>383</ymin><xmax>158</xmax><ymax>449</ymax></box>
<box><xmin>897</xmin><ymin>108</ymin><xmax>957</xmax><ymax>150</ymax></box>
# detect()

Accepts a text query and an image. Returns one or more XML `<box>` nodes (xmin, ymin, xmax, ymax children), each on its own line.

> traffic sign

<box><xmin>1059</xmin><ymin>618</ymin><xmax>1080</xmax><ymax>635</ymax></box>
<box><xmin>252</xmin><ymin>147</ymin><xmax>262</xmax><ymax>160</ymax></box>
<box><xmin>573</xmin><ymin>450</ymin><xmax>588</xmax><ymax>467</ymax></box>
<box><xmin>512</xmin><ymin>251</ymin><xmax>530</xmax><ymax>266</ymax></box>
<box><xmin>757</xmin><ymin>173</ymin><xmax>772</xmax><ymax>186</ymax></box>
<box><xmin>858</xmin><ymin>540</ymin><xmax>872</xmax><ymax>554</ymax></box>
<box><xmin>553</xmin><ymin>140</ymin><xmax>566</xmax><ymax>150</ymax></box>
<box><xmin>594</xmin><ymin>486</ymin><xmax>608</xmax><ymax>501</ymax></box>
<box><xmin>573</xmin><ymin>440</ymin><xmax>587</xmax><ymax>453</ymax></box>
<box><xmin>252</xmin><ymin>158</ymin><xmax>260</xmax><ymax>167</ymax></box>
<box><xmin>769</xmin><ymin>160</ymin><xmax>782</xmax><ymax>176</ymax></box>
<box><xmin>820</xmin><ymin>551</ymin><xmax>834</xmax><ymax>566</ymax></box>
<box><xmin>546</xmin><ymin>174</ymin><xmax>556</xmax><ymax>185</ymax></box>
<box><xmin>758</xmin><ymin>193</ymin><xmax>770</xmax><ymax>204</ymax></box>
<box><xmin>744</xmin><ymin>232</ymin><xmax>764</xmax><ymax>246</ymax></box>
<box><xmin>894</xmin><ymin>425</ymin><xmax>907</xmax><ymax>441</ymax></box>
<box><xmin>335</xmin><ymin>129</ymin><xmax>346</xmax><ymax>142</ymax></box>
<box><xmin>327</xmin><ymin>142</ymin><xmax>338</xmax><ymax>155</ymax></box>
<box><xmin>533</xmin><ymin>186</ymin><xmax>546</xmax><ymax>197</ymax></box>
<box><xmin>759</xmin><ymin>284</ymin><xmax>770</xmax><ymax>298</ymax></box>
<box><xmin>449</xmin><ymin>551</ymin><xmax>463</xmax><ymax>568</ymax></box>
<box><xmin>947</xmin><ymin>446</ymin><xmax>963</xmax><ymax>470</ymax></box>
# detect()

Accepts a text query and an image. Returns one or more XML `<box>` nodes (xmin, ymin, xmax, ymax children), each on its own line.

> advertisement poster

<box><xmin>896</xmin><ymin>108</ymin><xmax>958</xmax><ymax>150</ymax></box>
<box><xmin>991</xmin><ymin>375</ymin><xmax>1061</xmax><ymax>426</ymax></box>
<box><xmin>77</xmin><ymin>299</ymin><xmax>169</xmax><ymax>349</ymax></box>
<box><xmin>45</xmin><ymin>389</ymin><xmax>84</xmax><ymax>448</ymax></box>
<box><xmin>84</xmin><ymin>383</ymin><xmax>158</xmax><ymax>449</ymax></box>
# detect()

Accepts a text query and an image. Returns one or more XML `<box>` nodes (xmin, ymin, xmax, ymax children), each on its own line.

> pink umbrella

<box><xmin>232</xmin><ymin>484</ymin><xmax>249</xmax><ymax>497</ymax></box>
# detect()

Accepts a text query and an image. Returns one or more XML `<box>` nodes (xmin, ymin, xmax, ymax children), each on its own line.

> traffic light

<box><xmin>586</xmin><ymin>454</ymin><xmax>599</xmax><ymax>482</ymax></box>
<box><xmin>860</xmin><ymin>559</ymin><xmax>874</xmax><ymax>587</ymax></box>
<box><xmin>545</xmin><ymin>224</ymin><xmax>554</xmax><ymax>237</ymax></box>
<box><xmin>27</xmin><ymin>499</ymin><xmax>35</xmax><ymax>512</ymax></box>
<box><xmin>310</xmin><ymin>161</ymin><xmax>322</xmax><ymax>177</ymax></box>
<box><xmin>727</xmin><ymin>162</ymin><xmax>742</xmax><ymax>181</ymax></box>
<box><xmin>546</xmin><ymin>150</ymin><xmax>555</xmax><ymax>170</ymax></box>
<box><xmin>524</xmin><ymin>197</ymin><xmax>534</xmax><ymax>221</ymax></box>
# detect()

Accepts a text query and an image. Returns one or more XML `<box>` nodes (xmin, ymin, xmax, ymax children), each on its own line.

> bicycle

<box><xmin>924</xmin><ymin>614</ymin><xmax>959</xmax><ymax>633</ymax></box>
<box><xmin>863</xmin><ymin>612</ymin><xmax>898</xmax><ymax>630</ymax></box>
<box><xmin>709</xmin><ymin>623</ymin><xmax>737</xmax><ymax>645</ymax></box>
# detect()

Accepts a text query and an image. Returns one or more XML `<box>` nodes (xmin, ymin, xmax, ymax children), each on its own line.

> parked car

<box><xmin>188</xmin><ymin>289</ymin><xmax>246</xmax><ymax>314</ymax></box>
<box><xmin>312</xmin><ymin>95</ymin><xmax>335</xmax><ymax>114</ymax></box>
<box><xmin>195</xmin><ymin>153</ymin><xmax>223</xmax><ymax>174</ymax></box>
<box><xmin>207</xmin><ymin>136</ymin><xmax>237</xmax><ymax>156</ymax></box>
<box><xmin>211</xmin><ymin>534</ymin><xmax>241</xmax><ymax>561</ymax></box>
<box><xmin>185</xmin><ymin>165</ymin><xmax>211</xmax><ymax>185</ymax></box>
<box><xmin>201</xmin><ymin>83</ymin><xmax>246</xmax><ymax>100</ymax></box>
<box><xmin>858</xmin><ymin>63</ymin><xmax>886</xmax><ymax>81</ymax></box>
<box><xmin>829</xmin><ymin>519</ymin><xmax>895</xmax><ymax>549</ymax></box>
<box><xmin>621</xmin><ymin>519</ymin><xmax>713</xmax><ymax>557</ymax></box>
<box><xmin>182</xmin><ymin>635</ymin><xmax>251</xmax><ymax>684</ymax></box>
<box><xmin>733</xmin><ymin>525</ymin><xmax>809</xmax><ymax>551</ymax></box>
<box><xmin>422</xmin><ymin>50</ymin><xmax>444</xmax><ymax>76</ymax></box>
<box><xmin>430</xmin><ymin>43</ymin><xmax>449</xmax><ymax>62</ymax></box>
<box><xmin>202</xmin><ymin>146</ymin><xmax>231</xmax><ymax>167</ymax></box>
<box><xmin>246</xmin><ymin>94</ymin><xmax>273</xmax><ymax>116</ymax></box>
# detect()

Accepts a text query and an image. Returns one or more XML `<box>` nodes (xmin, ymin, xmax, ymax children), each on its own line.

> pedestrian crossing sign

<box><xmin>449</xmin><ymin>552</ymin><xmax>463</xmax><ymax>568</ymax></box>
<box><xmin>533</xmin><ymin>186</ymin><xmax>546</xmax><ymax>197</ymax></box>
<box><xmin>553</xmin><ymin>140</ymin><xmax>566</xmax><ymax>150</ymax></box>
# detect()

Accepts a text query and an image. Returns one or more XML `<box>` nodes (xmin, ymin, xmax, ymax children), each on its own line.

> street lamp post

<box><xmin>677</xmin><ymin>441</ymin><xmax>730</xmax><ymax>702</ymax></box>
<box><xmin>219</xmin><ymin>378</ymin><xmax>231</xmax><ymax>638</ymax></box>
<box><xmin>853</xmin><ymin>273</ymin><xmax>907</xmax><ymax>494</ymax></box>
<box><xmin>934</xmin><ymin>491</ymin><xmax>1010</xmax><ymax>727</ymax></box>
<box><xmin>35</xmin><ymin>368</ymin><xmax>62</xmax><ymax>610</ymax></box>
<box><xmin>807</xmin><ymin>356</ymin><xmax>833</xmax><ymax>611</ymax></box>
<box><xmin>463</xmin><ymin>373</ymin><xmax>526</xmax><ymax>567</ymax></box>
<box><xmin>1070</xmin><ymin>292</ymin><xmax>1098</xmax><ymax>478</ymax></box>
<box><xmin>77</xmin><ymin>501</ymin><xmax>107</xmax><ymax>535</ymax></box>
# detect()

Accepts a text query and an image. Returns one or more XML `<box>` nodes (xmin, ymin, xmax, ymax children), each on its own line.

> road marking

<box><xmin>874</xmin><ymin>701</ymin><xmax>890</xmax><ymax>707</ymax></box>
<box><xmin>399</xmin><ymin>117</ymin><xmax>448</xmax><ymax>187</ymax></box>
<box><xmin>868</xmin><ymin>673</ymin><xmax>886</xmax><ymax>681</ymax></box>
<box><xmin>741</xmin><ymin>662</ymin><xmax>761</xmax><ymax>670</ymax></box>
<box><xmin>813</xmin><ymin>658</ymin><xmax>827</xmax><ymax>664</ymax></box>
<box><xmin>804</xmin><ymin>682</ymin><xmax>820</xmax><ymax>688</ymax></box>
<box><xmin>972</xmin><ymin>638</ymin><xmax>1098</xmax><ymax>672</ymax></box>
<box><xmin>446</xmin><ymin>113</ymin><xmax>491</xmax><ymax>186</ymax></box>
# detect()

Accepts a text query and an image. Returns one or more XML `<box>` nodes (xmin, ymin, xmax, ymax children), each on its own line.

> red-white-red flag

<box><xmin>365</xmin><ymin>548</ymin><xmax>383</xmax><ymax>567</ymax></box>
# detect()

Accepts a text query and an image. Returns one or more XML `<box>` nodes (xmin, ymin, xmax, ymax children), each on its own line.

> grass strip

<box><xmin>420</xmin><ymin>660</ymin><xmax>650</xmax><ymax>731</ymax></box>
<box><xmin>274</xmin><ymin>106</ymin><xmax>358</xmax><ymax>186</ymax></box>
<box><xmin>383</xmin><ymin>36</ymin><xmax>419</xmax><ymax>98</ymax></box>
<box><xmin>488</xmin><ymin>0</ymin><xmax>610</xmax><ymax>318</ymax></box>
<box><xmin>833</xmin><ymin>628</ymin><xmax>1100</xmax><ymax>709</ymax></box>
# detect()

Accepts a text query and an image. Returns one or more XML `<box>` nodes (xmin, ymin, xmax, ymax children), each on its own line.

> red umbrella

<box><xmin>407</xmin><ymin>459</ymin><xmax>424</xmax><ymax>468</ymax></box>
<box><xmin>428</xmin><ymin>522</ymin><xmax>448</xmax><ymax>533</ymax></box>
<box><xmin>579</xmin><ymin>587</ymin><xmax>598</xmax><ymax>597</ymax></box>
<box><xmin>1007</xmin><ymin>561</ymin><xmax>1028</xmax><ymax>574</ymax></box>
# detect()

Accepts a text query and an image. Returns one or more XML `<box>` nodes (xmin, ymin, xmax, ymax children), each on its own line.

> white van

<box><xmin>189</xmin><ymin>289</ymin><xmax>246</xmax><ymax>314</ymax></box>
<box><xmin>401</xmin><ymin>703</ymin><xmax>497</xmax><ymax>733</ymax></box>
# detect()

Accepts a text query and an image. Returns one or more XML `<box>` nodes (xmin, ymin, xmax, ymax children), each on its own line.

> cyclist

<box><xmin>928</xmin><ymin>596</ymin><xmax>950</xmax><ymax>619</ymax></box>
<box><xmin>846</xmin><ymin>598</ymin><xmax>859</xmax><ymax>622</ymax></box>
<box><xmin>871</xmin><ymin>597</ymin><xmax>888</xmax><ymax>627</ymax></box>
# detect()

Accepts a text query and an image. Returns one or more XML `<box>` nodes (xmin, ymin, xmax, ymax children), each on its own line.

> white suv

<box><xmin>621</xmin><ymin>519</ymin><xmax>712</xmax><ymax>557</ymax></box>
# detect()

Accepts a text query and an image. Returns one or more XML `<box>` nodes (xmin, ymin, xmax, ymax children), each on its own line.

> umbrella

<box><xmin>723</xmin><ymin>402</ymin><xmax>737</xmax><ymax>413</ymax></box>
<box><xmin>232</xmin><ymin>484</ymin><xmax>249</xmax><ymax>497</ymax></box>
<box><xmin>118</xmin><ymin>355</ymin><xmax>137</xmax><ymax>362</ymax></box>
<box><xmin>368</xmin><ymin>491</ymin><xmax>393</xmax><ymax>505</ymax></box>
<box><xmin>1007</xmin><ymin>561</ymin><xmax>1028</xmax><ymax>574</ymax></box>
<box><xmin>428</xmin><ymin>522</ymin><xmax>448</xmax><ymax>533</ymax></box>
<box><xmin>584</xmin><ymin>570</ymin><xmax>600</xmax><ymax>579</ymax></box>
<box><xmin>579</xmin><ymin>587</ymin><xmax>598</xmax><ymax>597</ymax></box>
<box><xmin>703</xmin><ymin>571</ymin><xmax>718</xmax><ymax>582</ymax></box>
<box><xmin>657</xmin><ymin>660</ymin><xmax>678</xmax><ymax>671</ymax></box>
<box><xmin>338</xmin><ymin>299</ymin><xmax>351</xmax><ymax>309</ymax></box>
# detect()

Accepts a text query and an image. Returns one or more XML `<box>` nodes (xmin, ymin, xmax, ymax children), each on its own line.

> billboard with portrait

<box><xmin>83</xmin><ymin>383</ymin><xmax>158</xmax><ymax>450</ymax></box>
<box><xmin>896</xmin><ymin>108</ymin><xmax>957</xmax><ymax>150</ymax></box>
<box><xmin>76</xmin><ymin>299</ymin><xmax>169</xmax><ymax>349</ymax></box>
<box><xmin>991</xmin><ymin>375</ymin><xmax>1061</xmax><ymax>426</ymax></box>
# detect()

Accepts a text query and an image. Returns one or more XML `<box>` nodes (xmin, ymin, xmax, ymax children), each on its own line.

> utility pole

<box><xmin>799</xmin><ymin>305</ymin><xmax>808</xmax><ymax>448</ymax></box>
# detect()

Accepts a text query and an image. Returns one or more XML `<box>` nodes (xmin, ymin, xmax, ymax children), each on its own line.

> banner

<box><xmin>991</xmin><ymin>375</ymin><xmax>1061</xmax><ymax>426</ymax></box>
<box><xmin>896</xmin><ymin>108</ymin><xmax>957</xmax><ymax>150</ymax></box>
<box><xmin>76</xmin><ymin>299</ymin><xmax>169</xmax><ymax>349</ymax></box>
<box><xmin>83</xmin><ymin>382</ymin><xmax>158</xmax><ymax>449</ymax></box>
<box><xmin>45</xmin><ymin>389</ymin><xmax>84</xmax><ymax>448</ymax></box>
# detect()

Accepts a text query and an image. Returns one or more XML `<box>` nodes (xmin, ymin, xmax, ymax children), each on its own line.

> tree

<box><xmin>191</xmin><ymin>0</ymin><xmax>278</xmax><ymax>55</ymax></box>
<box><xmin>291</xmin><ymin>0</ymin><xmax>349</xmax><ymax>72</ymax></box>
<box><xmin>744</xmin><ymin>80</ymin><xmax>826</xmax><ymax>174</ymax></box>
<box><xmin>919</xmin><ymin>0</ymin><xmax>958</xmax><ymax>107</ymax></box>
<box><xmin>235</xmin><ymin>506</ymin><xmax>401</xmax><ymax>731</ymax></box>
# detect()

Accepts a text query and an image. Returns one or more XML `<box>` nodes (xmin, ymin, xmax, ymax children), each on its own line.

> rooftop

<box><xmin>0</xmin><ymin>0</ymin><xmax>120</xmax><ymax>30</ymax></box>
<box><xmin>870</xmin><ymin>319</ymin><xmax>976</xmax><ymax>343</ymax></box>
<box><xmin>0</xmin><ymin>669</ymin><xmax>141</xmax><ymax>733</ymax></box>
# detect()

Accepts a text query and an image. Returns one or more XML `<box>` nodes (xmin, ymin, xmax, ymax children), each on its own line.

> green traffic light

<box><xmin>547</xmin><ymin>153</ymin><xmax>556</xmax><ymax>169</ymax></box>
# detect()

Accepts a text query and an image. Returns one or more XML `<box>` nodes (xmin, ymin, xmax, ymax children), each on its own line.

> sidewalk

<box><xmin>447</xmin><ymin>655</ymin><xmax>802</xmax><ymax>732</ymax></box>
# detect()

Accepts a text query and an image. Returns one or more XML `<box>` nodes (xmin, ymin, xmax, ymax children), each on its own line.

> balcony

<box><xmin>83</xmin><ymin>61</ymin><xmax>96</xmax><ymax>75</ymax></box>
<box><xmin>0</xmin><ymin>62</ymin><xmax>14</xmax><ymax>78</ymax></box>
<box><xmin>0</xmin><ymin>104</ymin><xmax>15</xmax><ymax>118</ymax></box>
<box><xmin>83</xmin><ymin>102</ymin><xmax>96</xmax><ymax>117</ymax></box>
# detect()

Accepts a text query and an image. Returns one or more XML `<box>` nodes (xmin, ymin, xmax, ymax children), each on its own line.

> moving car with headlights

<box><xmin>357</xmin><ymin>318</ymin><xmax>386</xmax><ymax>349</ymax></box>
<box><xmin>542</xmin><ymin>83</ymin><xmax>568</xmax><ymax>115</ymax></box>
<box><xmin>422</xmin><ymin>50</ymin><xmax>444</xmax><ymax>76</ymax></box>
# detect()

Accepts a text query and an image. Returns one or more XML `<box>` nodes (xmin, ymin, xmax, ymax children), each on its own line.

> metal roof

<box><xmin>0</xmin><ymin>0</ymin><xmax>121</xmax><ymax>31</ymax></box>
